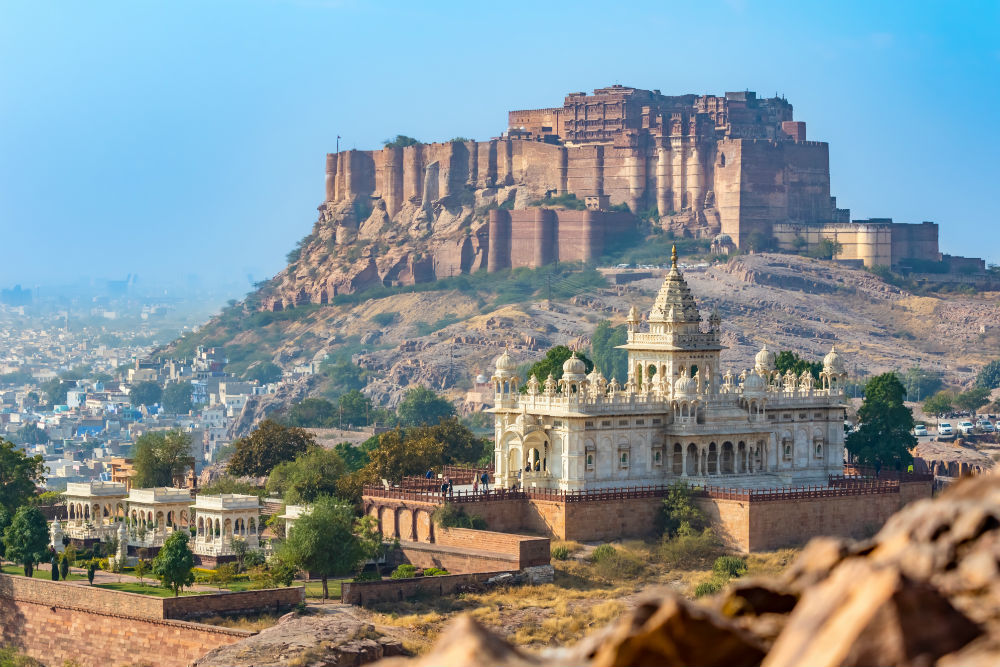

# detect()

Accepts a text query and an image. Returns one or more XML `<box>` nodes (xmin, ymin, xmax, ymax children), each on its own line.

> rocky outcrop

<box><xmin>373</xmin><ymin>473</ymin><xmax>1000</xmax><ymax>667</ymax></box>
<box><xmin>193</xmin><ymin>610</ymin><xmax>405</xmax><ymax>667</ymax></box>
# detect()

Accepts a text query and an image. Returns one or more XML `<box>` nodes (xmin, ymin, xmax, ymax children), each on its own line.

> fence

<box><xmin>364</xmin><ymin>476</ymin><xmax>902</xmax><ymax>505</ymax></box>
<box><xmin>842</xmin><ymin>464</ymin><xmax>933</xmax><ymax>482</ymax></box>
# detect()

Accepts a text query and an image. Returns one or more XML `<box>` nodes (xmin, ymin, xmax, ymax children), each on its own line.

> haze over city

<box><xmin>2</xmin><ymin>0</ymin><xmax>998</xmax><ymax>295</ymax></box>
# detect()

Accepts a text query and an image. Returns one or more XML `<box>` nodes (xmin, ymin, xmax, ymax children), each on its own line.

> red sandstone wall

<box><xmin>561</xmin><ymin>497</ymin><xmax>663</xmax><ymax>542</ymax></box>
<box><xmin>162</xmin><ymin>586</ymin><xmax>304</xmax><ymax>619</ymax></box>
<box><xmin>0</xmin><ymin>575</ymin><xmax>250</xmax><ymax>667</ymax></box>
<box><xmin>695</xmin><ymin>497</ymin><xmax>750</xmax><ymax>552</ymax></box>
<box><xmin>342</xmin><ymin>571</ymin><xmax>513</xmax><ymax>606</ymax></box>
<box><xmin>398</xmin><ymin>542</ymin><xmax>521</xmax><ymax>572</ymax></box>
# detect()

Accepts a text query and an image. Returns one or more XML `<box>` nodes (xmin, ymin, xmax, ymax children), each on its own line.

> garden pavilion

<box><xmin>125</xmin><ymin>487</ymin><xmax>193</xmax><ymax>549</ymax></box>
<box><xmin>62</xmin><ymin>481</ymin><xmax>128</xmax><ymax>541</ymax></box>
<box><xmin>192</xmin><ymin>494</ymin><xmax>262</xmax><ymax>557</ymax></box>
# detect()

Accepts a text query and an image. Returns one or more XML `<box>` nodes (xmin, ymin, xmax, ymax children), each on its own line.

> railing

<box><xmin>842</xmin><ymin>464</ymin><xmax>933</xmax><ymax>482</ymax></box>
<box><xmin>363</xmin><ymin>477</ymin><xmax>901</xmax><ymax>504</ymax></box>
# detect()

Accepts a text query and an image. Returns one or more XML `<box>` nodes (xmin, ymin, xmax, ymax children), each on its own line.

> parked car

<box><xmin>913</xmin><ymin>424</ymin><xmax>928</xmax><ymax>437</ymax></box>
<box><xmin>977</xmin><ymin>419</ymin><xmax>995</xmax><ymax>433</ymax></box>
<box><xmin>958</xmin><ymin>420</ymin><xmax>975</xmax><ymax>435</ymax></box>
<box><xmin>938</xmin><ymin>422</ymin><xmax>954</xmax><ymax>436</ymax></box>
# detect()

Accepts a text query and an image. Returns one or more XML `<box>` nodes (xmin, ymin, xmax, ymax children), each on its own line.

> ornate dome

<box><xmin>647</xmin><ymin>246</ymin><xmax>702</xmax><ymax>326</ymax></box>
<box><xmin>743</xmin><ymin>369</ymin><xmax>766</xmax><ymax>394</ymax></box>
<box><xmin>673</xmin><ymin>369</ymin><xmax>697</xmax><ymax>396</ymax></box>
<box><xmin>562</xmin><ymin>352</ymin><xmax>587</xmax><ymax>378</ymax></box>
<box><xmin>755</xmin><ymin>344</ymin><xmax>776</xmax><ymax>372</ymax></box>
<box><xmin>823</xmin><ymin>345</ymin><xmax>845</xmax><ymax>374</ymax></box>
<box><xmin>494</xmin><ymin>349</ymin><xmax>516</xmax><ymax>374</ymax></box>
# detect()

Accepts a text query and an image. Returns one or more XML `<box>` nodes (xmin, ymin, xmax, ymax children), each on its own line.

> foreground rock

<box><xmin>193</xmin><ymin>609</ymin><xmax>404</xmax><ymax>667</ymax></box>
<box><xmin>372</xmin><ymin>473</ymin><xmax>1000</xmax><ymax>667</ymax></box>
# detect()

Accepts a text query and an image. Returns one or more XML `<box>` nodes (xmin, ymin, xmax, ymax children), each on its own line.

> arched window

<box><xmin>586</xmin><ymin>453</ymin><xmax>594</xmax><ymax>469</ymax></box>
<box><xmin>620</xmin><ymin>452</ymin><xmax>629</xmax><ymax>466</ymax></box>
<box><xmin>654</xmin><ymin>451</ymin><xmax>662</xmax><ymax>463</ymax></box>
<box><xmin>720</xmin><ymin>153</ymin><xmax>726</xmax><ymax>167</ymax></box>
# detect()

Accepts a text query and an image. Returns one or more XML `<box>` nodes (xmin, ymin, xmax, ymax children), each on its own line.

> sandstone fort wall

<box><xmin>0</xmin><ymin>575</ymin><xmax>252</xmax><ymax>667</ymax></box>
<box><xmin>341</xmin><ymin>571</ymin><xmax>512</xmax><ymax>606</ymax></box>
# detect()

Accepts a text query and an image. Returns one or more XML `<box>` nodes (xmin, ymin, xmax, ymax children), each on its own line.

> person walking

<box><xmin>472</xmin><ymin>477</ymin><xmax>479</xmax><ymax>494</ymax></box>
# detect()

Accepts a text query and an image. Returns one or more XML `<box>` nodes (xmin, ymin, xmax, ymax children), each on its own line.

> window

<box><xmin>815</xmin><ymin>444</ymin><xmax>823</xmax><ymax>458</ymax></box>
<box><xmin>601</xmin><ymin>420</ymin><xmax>612</xmax><ymax>427</ymax></box>
<box><xmin>585</xmin><ymin>421</ymin><xmax>594</xmax><ymax>428</ymax></box>
<box><xmin>619</xmin><ymin>419</ymin><xmax>628</xmax><ymax>426</ymax></box>
<box><xmin>586</xmin><ymin>454</ymin><xmax>594</xmax><ymax>470</ymax></box>
<box><xmin>654</xmin><ymin>450</ymin><xmax>662</xmax><ymax>465</ymax></box>
<box><xmin>652</xmin><ymin>418</ymin><xmax>662</xmax><ymax>425</ymax></box>
<box><xmin>815</xmin><ymin>412</ymin><xmax>823</xmax><ymax>419</ymax></box>
<box><xmin>620</xmin><ymin>452</ymin><xmax>629</xmax><ymax>467</ymax></box>
<box><xmin>799</xmin><ymin>413</ymin><xmax>807</xmax><ymax>419</ymax></box>
<box><xmin>553</xmin><ymin>420</ymin><xmax>563</xmax><ymax>428</ymax></box>
<box><xmin>636</xmin><ymin>419</ymin><xmax>645</xmax><ymax>426</ymax></box>
<box><xmin>783</xmin><ymin>444</ymin><xmax>792</xmax><ymax>458</ymax></box>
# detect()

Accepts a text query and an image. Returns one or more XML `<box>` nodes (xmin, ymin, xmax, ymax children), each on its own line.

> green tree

<box><xmin>366</xmin><ymin>430</ymin><xmax>444</xmax><ymax>484</ymax></box>
<box><xmin>14</xmin><ymin>423</ymin><xmax>48</xmax><ymax>445</ymax></box>
<box><xmin>356</xmin><ymin>514</ymin><xmax>395</xmax><ymax>578</ymax></box>
<box><xmin>406</xmin><ymin>417</ymin><xmax>488</xmax><ymax>465</ymax></box>
<box><xmin>161</xmin><ymin>381</ymin><xmax>193</xmax><ymax>414</ymax></box>
<box><xmin>41</xmin><ymin>378</ymin><xmax>70</xmax><ymax>405</ymax></box>
<box><xmin>382</xmin><ymin>134</ymin><xmax>420</xmax><ymax>148</ymax></box>
<box><xmin>59</xmin><ymin>552</ymin><xmax>69</xmax><ymax>579</ymax></box>
<box><xmin>334</xmin><ymin>440</ymin><xmax>374</xmax><ymax>473</ymax></box>
<box><xmin>50</xmin><ymin>553</ymin><xmax>59</xmax><ymax>580</ymax></box>
<box><xmin>3</xmin><ymin>506</ymin><xmax>50</xmax><ymax>576</ymax></box>
<box><xmin>806</xmin><ymin>238</ymin><xmax>843</xmax><ymax>260</ymax></box>
<box><xmin>522</xmin><ymin>346</ymin><xmax>594</xmax><ymax>390</ymax></box>
<box><xmin>152</xmin><ymin>530</ymin><xmax>195</xmax><ymax>596</ymax></box>
<box><xmin>847</xmin><ymin>373</ymin><xmax>916</xmax><ymax>469</ymax></box>
<box><xmin>660</xmin><ymin>482</ymin><xmax>708</xmax><ymax>538</ymax></box>
<box><xmin>396</xmin><ymin>386</ymin><xmax>456</xmax><ymax>427</ymax></box>
<box><xmin>132</xmin><ymin>431</ymin><xmax>192</xmax><ymax>488</ymax></box>
<box><xmin>283</xmin><ymin>398</ymin><xmax>337</xmax><ymax>428</ymax></box>
<box><xmin>280</xmin><ymin>496</ymin><xmax>365</xmax><ymax>598</ymax></box>
<box><xmin>955</xmin><ymin>387</ymin><xmax>991</xmax><ymax>415</ymax></box>
<box><xmin>975</xmin><ymin>359</ymin><xmax>1000</xmax><ymax>390</ymax></box>
<box><xmin>901</xmin><ymin>366</ymin><xmax>943</xmax><ymax>402</ymax></box>
<box><xmin>320</xmin><ymin>359</ymin><xmax>366</xmax><ymax>395</ymax></box>
<box><xmin>129</xmin><ymin>381</ymin><xmax>163</xmax><ymax>407</ymax></box>
<box><xmin>227</xmin><ymin>420</ymin><xmax>315</xmax><ymax>477</ymax></box>
<box><xmin>0</xmin><ymin>506</ymin><xmax>10</xmax><ymax>563</ymax></box>
<box><xmin>244</xmin><ymin>361</ymin><xmax>282</xmax><ymax>385</ymax></box>
<box><xmin>922</xmin><ymin>391</ymin><xmax>954</xmax><ymax>419</ymax></box>
<box><xmin>338</xmin><ymin>390</ymin><xmax>372</xmax><ymax>427</ymax></box>
<box><xmin>86</xmin><ymin>559</ymin><xmax>98</xmax><ymax>585</ymax></box>
<box><xmin>266</xmin><ymin>447</ymin><xmax>347</xmax><ymax>504</ymax></box>
<box><xmin>775</xmin><ymin>351</ymin><xmax>823</xmax><ymax>380</ymax></box>
<box><xmin>133</xmin><ymin>558</ymin><xmax>150</xmax><ymax>584</ymax></box>
<box><xmin>590</xmin><ymin>321</ymin><xmax>628</xmax><ymax>381</ymax></box>
<box><xmin>0</xmin><ymin>440</ymin><xmax>47</xmax><ymax>516</ymax></box>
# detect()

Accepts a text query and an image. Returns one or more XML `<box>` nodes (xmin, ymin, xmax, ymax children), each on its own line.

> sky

<box><xmin>1</xmin><ymin>0</ymin><xmax>998</xmax><ymax>297</ymax></box>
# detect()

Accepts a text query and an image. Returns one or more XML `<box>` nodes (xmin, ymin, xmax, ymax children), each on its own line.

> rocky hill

<box><xmin>164</xmin><ymin>251</ymin><xmax>1000</xmax><ymax>432</ymax></box>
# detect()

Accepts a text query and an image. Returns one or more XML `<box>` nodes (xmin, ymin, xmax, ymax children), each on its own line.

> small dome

<box><xmin>755</xmin><ymin>344</ymin><xmax>776</xmax><ymax>372</ymax></box>
<box><xmin>562</xmin><ymin>352</ymin><xmax>587</xmax><ymax>377</ymax></box>
<box><xmin>743</xmin><ymin>370</ymin><xmax>766</xmax><ymax>394</ymax></box>
<box><xmin>673</xmin><ymin>370</ymin><xmax>696</xmax><ymax>396</ymax></box>
<box><xmin>494</xmin><ymin>349</ymin><xmax>516</xmax><ymax>373</ymax></box>
<box><xmin>823</xmin><ymin>345</ymin><xmax>845</xmax><ymax>374</ymax></box>
<box><xmin>628</xmin><ymin>305</ymin><xmax>640</xmax><ymax>322</ymax></box>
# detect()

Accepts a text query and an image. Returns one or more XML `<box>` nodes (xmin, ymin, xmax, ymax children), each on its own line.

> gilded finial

<box><xmin>671</xmin><ymin>244</ymin><xmax>678</xmax><ymax>268</ymax></box>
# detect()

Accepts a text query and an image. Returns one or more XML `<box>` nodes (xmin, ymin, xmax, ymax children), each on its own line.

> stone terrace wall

<box><xmin>342</xmin><ymin>571</ymin><xmax>512</xmax><ymax>606</ymax></box>
<box><xmin>434</xmin><ymin>527</ymin><xmax>550</xmax><ymax>567</ymax></box>
<box><xmin>162</xmin><ymin>586</ymin><xmax>304</xmax><ymax>619</ymax></box>
<box><xmin>0</xmin><ymin>575</ymin><xmax>250</xmax><ymax>667</ymax></box>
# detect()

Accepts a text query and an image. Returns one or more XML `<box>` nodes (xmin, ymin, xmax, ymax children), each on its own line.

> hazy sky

<box><xmin>2</xmin><ymin>0</ymin><xmax>998</xmax><ymax>294</ymax></box>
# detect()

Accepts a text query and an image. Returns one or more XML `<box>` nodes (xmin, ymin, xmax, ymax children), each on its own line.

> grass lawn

<box><xmin>304</xmin><ymin>578</ymin><xmax>350</xmax><ymax>599</ymax></box>
<box><xmin>95</xmin><ymin>581</ymin><xmax>203</xmax><ymax>597</ymax></box>
<box><xmin>1</xmin><ymin>563</ymin><xmax>86</xmax><ymax>582</ymax></box>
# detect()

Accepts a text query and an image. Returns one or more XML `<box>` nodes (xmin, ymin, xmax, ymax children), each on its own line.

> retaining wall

<box><xmin>0</xmin><ymin>575</ymin><xmax>252</xmax><ymax>667</ymax></box>
<box><xmin>341</xmin><ymin>571</ymin><xmax>513</xmax><ymax>606</ymax></box>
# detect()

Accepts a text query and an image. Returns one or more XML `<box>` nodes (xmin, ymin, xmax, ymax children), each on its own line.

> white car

<box><xmin>938</xmin><ymin>422</ymin><xmax>954</xmax><ymax>436</ymax></box>
<box><xmin>958</xmin><ymin>421</ymin><xmax>975</xmax><ymax>435</ymax></box>
<box><xmin>913</xmin><ymin>424</ymin><xmax>928</xmax><ymax>437</ymax></box>
<box><xmin>977</xmin><ymin>419</ymin><xmax>995</xmax><ymax>433</ymax></box>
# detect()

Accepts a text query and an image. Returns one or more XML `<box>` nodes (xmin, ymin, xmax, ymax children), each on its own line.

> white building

<box><xmin>491</xmin><ymin>248</ymin><xmax>848</xmax><ymax>491</ymax></box>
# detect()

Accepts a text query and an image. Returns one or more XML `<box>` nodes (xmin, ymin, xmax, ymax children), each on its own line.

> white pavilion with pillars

<box><xmin>63</xmin><ymin>481</ymin><xmax>128</xmax><ymax>541</ymax></box>
<box><xmin>192</xmin><ymin>494</ymin><xmax>262</xmax><ymax>557</ymax></box>
<box><xmin>491</xmin><ymin>247</ymin><xmax>849</xmax><ymax>492</ymax></box>
<box><xmin>125</xmin><ymin>487</ymin><xmax>194</xmax><ymax>549</ymax></box>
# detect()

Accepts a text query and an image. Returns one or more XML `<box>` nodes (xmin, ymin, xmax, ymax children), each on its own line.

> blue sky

<box><xmin>1</xmin><ymin>0</ymin><xmax>998</xmax><ymax>294</ymax></box>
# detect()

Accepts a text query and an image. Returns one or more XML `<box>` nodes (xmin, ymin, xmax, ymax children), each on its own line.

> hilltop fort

<box><xmin>261</xmin><ymin>85</ymin><xmax>982</xmax><ymax>311</ymax></box>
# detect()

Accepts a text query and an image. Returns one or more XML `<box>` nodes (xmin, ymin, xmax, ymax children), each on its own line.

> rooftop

<box><xmin>63</xmin><ymin>481</ymin><xmax>128</xmax><ymax>497</ymax></box>
<box><xmin>126</xmin><ymin>487</ymin><xmax>193</xmax><ymax>504</ymax></box>
<box><xmin>192</xmin><ymin>493</ymin><xmax>261</xmax><ymax>511</ymax></box>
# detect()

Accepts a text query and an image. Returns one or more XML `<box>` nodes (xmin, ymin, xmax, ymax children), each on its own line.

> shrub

<box><xmin>423</xmin><ymin>567</ymin><xmax>448</xmax><ymax>577</ymax></box>
<box><xmin>432</xmin><ymin>504</ymin><xmax>488</xmax><ymax>530</ymax></box>
<box><xmin>551</xmin><ymin>546</ymin><xmax>570</xmax><ymax>561</ymax></box>
<box><xmin>713</xmin><ymin>556</ymin><xmax>747</xmax><ymax>578</ymax></box>
<box><xmin>590</xmin><ymin>544</ymin><xmax>616</xmax><ymax>563</ymax></box>
<box><xmin>660</xmin><ymin>483</ymin><xmax>707</xmax><ymax>538</ymax></box>
<box><xmin>353</xmin><ymin>570</ymin><xmax>381</xmax><ymax>582</ymax></box>
<box><xmin>390</xmin><ymin>564</ymin><xmax>417</xmax><ymax>579</ymax></box>
<box><xmin>694</xmin><ymin>579</ymin><xmax>724</xmax><ymax>598</ymax></box>
<box><xmin>657</xmin><ymin>529</ymin><xmax>724</xmax><ymax>568</ymax></box>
